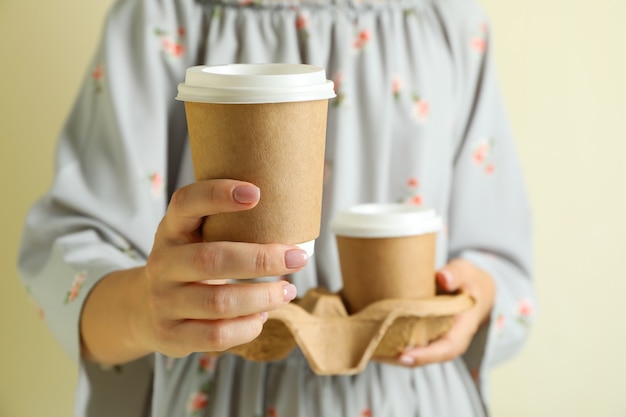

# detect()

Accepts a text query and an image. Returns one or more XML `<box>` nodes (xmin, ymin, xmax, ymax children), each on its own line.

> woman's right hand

<box><xmin>80</xmin><ymin>180</ymin><xmax>308</xmax><ymax>365</ymax></box>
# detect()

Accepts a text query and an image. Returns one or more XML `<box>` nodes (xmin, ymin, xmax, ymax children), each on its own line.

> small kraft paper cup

<box><xmin>176</xmin><ymin>64</ymin><xmax>336</xmax><ymax>255</ymax></box>
<box><xmin>331</xmin><ymin>204</ymin><xmax>443</xmax><ymax>313</ymax></box>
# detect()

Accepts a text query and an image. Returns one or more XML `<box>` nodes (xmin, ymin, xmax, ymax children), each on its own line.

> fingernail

<box><xmin>260</xmin><ymin>312</ymin><xmax>269</xmax><ymax>323</ymax></box>
<box><xmin>282</xmin><ymin>282</ymin><xmax>298</xmax><ymax>302</ymax></box>
<box><xmin>285</xmin><ymin>249</ymin><xmax>308</xmax><ymax>269</ymax></box>
<box><xmin>233</xmin><ymin>185</ymin><xmax>260</xmax><ymax>204</ymax></box>
<box><xmin>440</xmin><ymin>269</ymin><xmax>454</xmax><ymax>287</ymax></box>
<box><xmin>398</xmin><ymin>354</ymin><xmax>415</xmax><ymax>366</ymax></box>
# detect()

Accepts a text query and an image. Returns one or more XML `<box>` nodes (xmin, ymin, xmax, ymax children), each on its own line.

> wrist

<box><xmin>80</xmin><ymin>267</ymin><xmax>154</xmax><ymax>365</ymax></box>
<box><xmin>124</xmin><ymin>266</ymin><xmax>155</xmax><ymax>359</ymax></box>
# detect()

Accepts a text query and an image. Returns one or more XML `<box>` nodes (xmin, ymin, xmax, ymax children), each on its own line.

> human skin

<box><xmin>395</xmin><ymin>260</ymin><xmax>496</xmax><ymax>367</ymax></box>
<box><xmin>80</xmin><ymin>179</ymin><xmax>495</xmax><ymax>368</ymax></box>
<box><xmin>80</xmin><ymin>179</ymin><xmax>307</xmax><ymax>365</ymax></box>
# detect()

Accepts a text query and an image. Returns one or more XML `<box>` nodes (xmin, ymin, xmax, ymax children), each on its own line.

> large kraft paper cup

<box><xmin>331</xmin><ymin>204</ymin><xmax>443</xmax><ymax>313</ymax></box>
<box><xmin>176</xmin><ymin>64</ymin><xmax>335</xmax><ymax>254</ymax></box>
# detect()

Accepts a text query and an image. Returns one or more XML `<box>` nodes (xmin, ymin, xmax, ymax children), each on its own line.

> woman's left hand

<box><xmin>394</xmin><ymin>258</ymin><xmax>496</xmax><ymax>367</ymax></box>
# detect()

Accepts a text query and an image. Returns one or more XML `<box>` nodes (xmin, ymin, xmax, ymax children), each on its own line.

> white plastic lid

<box><xmin>176</xmin><ymin>64</ymin><xmax>336</xmax><ymax>104</ymax></box>
<box><xmin>331</xmin><ymin>204</ymin><xmax>443</xmax><ymax>238</ymax></box>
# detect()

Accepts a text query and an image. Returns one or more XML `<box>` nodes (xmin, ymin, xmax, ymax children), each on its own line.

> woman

<box><xmin>18</xmin><ymin>0</ymin><xmax>535</xmax><ymax>415</ymax></box>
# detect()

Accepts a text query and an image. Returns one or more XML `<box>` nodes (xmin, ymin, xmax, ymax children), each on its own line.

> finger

<box><xmin>436</xmin><ymin>259</ymin><xmax>473</xmax><ymax>293</ymax></box>
<box><xmin>168</xmin><ymin>280</ymin><xmax>297</xmax><ymax>320</ymax></box>
<box><xmin>148</xmin><ymin>241</ymin><xmax>308</xmax><ymax>283</ymax></box>
<box><xmin>158</xmin><ymin>180</ymin><xmax>260</xmax><ymax>245</ymax></box>
<box><xmin>397</xmin><ymin>312</ymin><xmax>478</xmax><ymax>366</ymax></box>
<box><xmin>158</xmin><ymin>314</ymin><xmax>268</xmax><ymax>356</ymax></box>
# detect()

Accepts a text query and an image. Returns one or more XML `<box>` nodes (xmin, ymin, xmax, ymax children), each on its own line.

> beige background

<box><xmin>1</xmin><ymin>0</ymin><xmax>624</xmax><ymax>416</ymax></box>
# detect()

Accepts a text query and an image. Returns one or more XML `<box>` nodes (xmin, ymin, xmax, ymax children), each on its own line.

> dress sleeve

<box><xmin>440</xmin><ymin>0</ymin><xmax>537</xmax><ymax>398</ymax></box>
<box><xmin>17</xmin><ymin>1</ymin><xmax>202</xmax><ymax>416</ymax></box>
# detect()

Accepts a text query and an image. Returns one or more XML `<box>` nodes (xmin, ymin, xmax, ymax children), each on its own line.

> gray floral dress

<box><xmin>18</xmin><ymin>0</ymin><xmax>536</xmax><ymax>416</ymax></box>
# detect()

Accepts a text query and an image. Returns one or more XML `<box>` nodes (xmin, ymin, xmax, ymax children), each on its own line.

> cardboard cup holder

<box><xmin>228</xmin><ymin>288</ymin><xmax>474</xmax><ymax>375</ymax></box>
<box><xmin>227</xmin><ymin>204</ymin><xmax>474</xmax><ymax>375</ymax></box>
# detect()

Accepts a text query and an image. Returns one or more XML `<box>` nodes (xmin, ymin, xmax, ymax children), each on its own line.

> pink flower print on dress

<box><xmin>198</xmin><ymin>354</ymin><xmax>217</xmax><ymax>373</ymax></box>
<box><xmin>187</xmin><ymin>391</ymin><xmax>209</xmax><ymax>415</ymax></box>
<box><xmin>400</xmin><ymin>176</ymin><xmax>424</xmax><ymax>206</ymax></box>
<box><xmin>517</xmin><ymin>298</ymin><xmax>535</xmax><ymax>327</ymax></box>
<box><xmin>155</xmin><ymin>27</ymin><xmax>186</xmax><ymax>59</ymax></box>
<box><xmin>392</xmin><ymin>75</ymin><xmax>403</xmax><ymax>100</ymax></box>
<box><xmin>518</xmin><ymin>299</ymin><xmax>534</xmax><ymax>317</ymax></box>
<box><xmin>91</xmin><ymin>64</ymin><xmax>104</xmax><ymax>93</ymax></box>
<box><xmin>471</xmin><ymin>37</ymin><xmax>487</xmax><ymax>53</ymax></box>
<box><xmin>412</xmin><ymin>95</ymin><xmax>430</xmax><ymax>124</ymax></box>
<box><xmin>65</xmin><ymin>271</ymin><xmax>87</xmax><ymax>304</ymax></box>
<box><xmin>470</xmin><ymin>368</ymin><xmax>480</xmax><ymax>383</ymax></box>
<box><xmin>473</xmin><ymin>142</ymin><xmax>488</xmax><ymax>164</ymax></box>
<box><xmin>165</xmin><ymin>39</ymin><xmax>185</xmax><ymax>57</ymax></box>
<box><xmin>295</xmin><ymin>11</ymin><xmax>310</xmax><ymax>38</ymax></box>
<box><xmin>353</xmin><ymin>27</ymin><xmax>372</xmax><ymax>52</ymax></box>
<box><xmin>472</xmin><ymin>138</ymin><xmax>496</xmax><ymax>174</ymax></box>
<box><xmin>266</xmin><ymin>407</ymin><xmax>278</xmax><ymax>417</ymax></box>
<box><xmin>495</xmin><ymin>312</ymin><xmax>506</xmax><ymax>335</ymax></box>
<box><xmin>150</xmin><ymin>172</ymin><xmax>164</xmax><ymax>197</ymax></box>
<box><xmin>296</xmin><ymin>14</ymin><xmax>308</xmax><ymax>30</ymax></box>
<box><xmin>186</xmin><ymin>375</ymin><xmax>213</xmax><ymax>416</ymax></box>
<box><xmin>92</xmin><ymin>64</ymin><xmax>103</xmax><ymax>81</ymax></box>
<box><xmin>410</xmin><ymin>195</ymin><xmax>423</xmax><ymax>205</ymax></box>
<box><xmin>333</xmin><ymin>72</ymin><xmax>344</xmax><ymax>95</ymax></box>
<box><xmin>361</xmin><ymin>408</ymin><xmax>373</xmax><ymax>417</ymax></box>
<box><xmin>471</xmin><ymin>23</ymin><xmax>488</xmax><ymax>53</ymax></box>
<box><xmin>332</xmin><ymin>72</ymin><xmax>346</xmax><ymax>107</ymax></box>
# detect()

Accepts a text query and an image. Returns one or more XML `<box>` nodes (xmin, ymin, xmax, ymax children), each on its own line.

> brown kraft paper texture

<box><xmin>336</xmin><ymin>233</ymin><xmax>437</xmax><ymax>313</ymax></box>
<box><xmin>185</xmin><ymin>100</ymin><xmax>328</xmax><ymax>245</ymax></box>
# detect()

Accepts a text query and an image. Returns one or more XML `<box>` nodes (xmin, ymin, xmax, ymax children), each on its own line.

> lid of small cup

<box><xmin>331</xmin><ymin>204</ymin><xmax>443</xmax><ymax>238</ymax></box>
<box><xmin>176</xmin><ymin>64</ymin><xmax>336</xmax><ymax>104</ymax></box>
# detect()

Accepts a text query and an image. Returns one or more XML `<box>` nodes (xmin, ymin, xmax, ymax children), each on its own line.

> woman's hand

<box><xmin>394</xmin><ymin>259</ymin><xmax>496</xmax><ymax>367</ymax></box>
<box><xmin>80</xmin><ymin>180</ymin><xmax>307</xmax><ymax>365</ymax></box>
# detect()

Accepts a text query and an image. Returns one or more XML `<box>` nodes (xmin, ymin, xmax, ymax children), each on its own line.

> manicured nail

<box><xmin>282</xmin><ymin>282</ymin><xmax>298</xmax><ymax>302</ymax></box>
<box><xmin>440</xmin><ymin>269</ymin><xmax>454</xmax><ymax>288</ymax></box>
<box><xmin>260</xmin><ymin>312</ymin><xmax>269</xmax><ymax>323</ymax></box>
<box><xmin>233</xmin><ymin>185</ymin><xmax>260</xmax><ymax>204</ymax></box>
<box><xmin>285</xmin><ymin>249</ymin><xmax>308</xmax><ymax>269</ymax></box>
<box><xmin>398</xmin><ymin>354</ymin><xmax>415</xmax><ymax>366</ymax></box>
